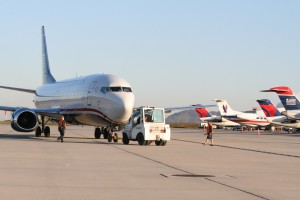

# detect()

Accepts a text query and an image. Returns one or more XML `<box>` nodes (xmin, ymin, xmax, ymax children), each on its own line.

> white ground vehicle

<box><xmin>122</xmin><ymin>107</ymin><xmax>171</xmax><ymax>146</ymax></box>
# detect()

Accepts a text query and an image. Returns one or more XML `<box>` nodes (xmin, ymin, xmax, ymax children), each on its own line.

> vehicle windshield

<box><xmin>144</xmin><ymin>108</ymin><xmax>164</xmax><ymax>123</ymax></box>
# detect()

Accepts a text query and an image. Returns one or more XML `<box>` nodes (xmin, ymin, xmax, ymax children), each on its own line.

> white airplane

<box><xmin>215</xmin><ymin>99</ymin><xmax>269</xmax><ymax>129</ymax></box>
<box><xmin>256</xmin><ymin>99</ymin><xmax>300</xmax><ymax>128</ymax></box>
<box><xmin>262</xmin><ymin>86</ymin><xmax>300</xmax><ymax>120</ymax></box>
<box><xmin>194</xmin><ymin>106</ymin><xmax>240</xmax><ymax>127</ymax></box>
<box><xmin>0</xmin><ymin>26</ymin><xmax>135</xmax><ymax>141</ymax></box>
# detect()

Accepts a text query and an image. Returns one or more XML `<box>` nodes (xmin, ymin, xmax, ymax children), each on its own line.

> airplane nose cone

<box><xmin>110</xmin><ymin>93</ymin><xmax>135</xmax><ymax>123</ymax></box>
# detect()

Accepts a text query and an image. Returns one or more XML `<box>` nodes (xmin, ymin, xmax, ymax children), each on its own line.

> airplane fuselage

<box><xmin>224</xmin><ymin>112</ymin><xmax>269</xmax><ymax>127</ymax></box>
<box><xmin>35</xmin><ymin>74</ymin><xmax>135</xmax><ymax>128</ymax></box>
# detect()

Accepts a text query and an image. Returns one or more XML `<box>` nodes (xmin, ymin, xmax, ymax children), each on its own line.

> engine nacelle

<box><xmin>11</xmin><ymin>109</ymin><xmax>38</xmax><ymax>132</ymax></box>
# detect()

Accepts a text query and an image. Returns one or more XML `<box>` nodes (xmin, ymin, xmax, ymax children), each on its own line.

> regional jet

<box><xmin>0</xmin><ymin>27</ymin><xmax>135</xmax><ymax>141</ymax></box>
<box><xmin>215</xmin><ymin>99</ymin><xmax>269</xmax><ymax>131</ymax></box>
<box><xmin>257</xmin><ymin>99</ymin><xmax>300</xmax><ymax>128</ymax></box>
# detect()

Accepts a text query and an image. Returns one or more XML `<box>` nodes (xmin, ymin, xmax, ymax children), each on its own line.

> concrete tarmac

<box><xmin>0</xmin><ymin>125</ymin><xmax>299</xmax><ymax>200</ymax></box>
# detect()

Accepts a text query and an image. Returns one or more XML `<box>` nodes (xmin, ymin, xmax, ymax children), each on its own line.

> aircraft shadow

<box><xmin>0</xmin><ymin>133</ymin><xmax>124</xmax><ymax>146</ymax></box>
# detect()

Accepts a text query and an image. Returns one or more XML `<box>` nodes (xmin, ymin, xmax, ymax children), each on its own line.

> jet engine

<box><xmin>11</xmin><ymin>109</ymin><xmax>38</xmax><ymax>132</ymax></box>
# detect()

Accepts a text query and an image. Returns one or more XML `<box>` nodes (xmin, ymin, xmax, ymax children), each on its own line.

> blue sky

<box><xmin>0</xmin><ymin>0</ymin><xmax>299</xmax><ymax>119</ymax></box>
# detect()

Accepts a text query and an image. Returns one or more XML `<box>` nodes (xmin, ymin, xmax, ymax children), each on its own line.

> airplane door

<box><xmin>87</xmin><ymin>81</ymin><xmax>97</xmax><ymax>106</ymax></box>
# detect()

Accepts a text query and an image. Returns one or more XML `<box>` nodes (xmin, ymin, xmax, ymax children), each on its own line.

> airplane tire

<box><xmin>94</xmin><ymin>128</ymin><xmax>101</xmax><ymax>139</ymax></box>
<box><xmin>44</xmin><ymin>126</ymin><xmax>50</xmax><ymax>137</ymax></box>
<box><xmin>162</xmin><ymin>141</ymin><xmax>167</xmax><ymax>146</ymax></box>
<box><xmin>122</xmin><ymin>133</ymin><xmax>129</xmax><ymax>145</ymax></box>
<box><xmin>113</xmin><ymin>133</ymin><xmax>118</xmax><ymax>143</ymax></box>
<box><xmin>35</xmin><ymin>126</ymin><xmax>42</xmax><ymax>137</ymax></box>
<box><xmin>155</xmin><ymin>140</ymin><xmax>163</xmax><ymax>146</ymax></box>
<box><xmin>137</xmin><ymin>133</ymin><xmax>146</xmax><ymax>146</ymax></box>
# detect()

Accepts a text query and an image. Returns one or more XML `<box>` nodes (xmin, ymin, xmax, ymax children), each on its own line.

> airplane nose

<box><xmin>110</xmin><ymin>93</ymin><xmax>135</xmax><ymax>123</ymax></box>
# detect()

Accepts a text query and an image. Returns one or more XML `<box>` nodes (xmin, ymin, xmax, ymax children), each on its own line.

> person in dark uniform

<box><xmin>202</xmin><ymin>121</ymin><xmax>214</xmax><ymax>146</ymax></box>
<box><xmin>57</xmin><ymin>116</ymin><xmax>66</xmax><ymax>143</ymax></box>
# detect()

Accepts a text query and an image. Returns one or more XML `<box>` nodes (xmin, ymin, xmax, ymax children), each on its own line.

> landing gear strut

<box><xmin>35</xmin><ymin>116</ymin><xmax>51</xmax><ymax>138</ymax></box>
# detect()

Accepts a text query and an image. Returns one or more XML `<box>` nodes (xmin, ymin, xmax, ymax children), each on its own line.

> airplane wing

<box><xmin>164</xmin><ymin>104</ymin><xmax>216</xmax><ymax>113</ymax></box>
<box><xmin>0</xmin><ymin>106</ymin><xmax>61</xmax><ymax>117</ymax></box>
<box><xmin>0</xmin><ymin>85</ymin><xmax>36</xmax><ymax>94</ymax></box>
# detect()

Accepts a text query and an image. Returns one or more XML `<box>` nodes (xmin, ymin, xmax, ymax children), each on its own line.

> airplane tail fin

<box><xmin>261</xmin><ymin>86</ymin><xmax>300</xmax><ymax>110</ymax></box>
<box><xmin>195</xmin><ymin>107</ymin><xmax>213</xmax><ymax>118</ymax></box>
<box><xmin>41</xmin><ymin>26</ymin><xmax>56</xmax><ymax>84</ymax></box>
<box><xmin>257</xmin><ymin>99</ymin><xmax>282</xmax><ymax>117</ymax></box>
<box><xmin>215</xmin><ymin>99</ymin><xmax>236</xmax><ymax>115</ymax></box>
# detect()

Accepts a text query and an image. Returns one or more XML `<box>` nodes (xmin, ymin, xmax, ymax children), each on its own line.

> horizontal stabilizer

<box><xmin>261</xmin><ymin>86</ymin><xmax>293</xmax><ymax>95</ymax></box>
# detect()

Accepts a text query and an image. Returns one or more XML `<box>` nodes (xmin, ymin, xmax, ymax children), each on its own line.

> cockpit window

<box><xmin>123</xmin><ymin>87</ymin><xmax>132</xmax><ymax>92</ymax></box>
<box><xmin>100</xmin><ymin>86</ymin><xmax>132</xmax><ymax>94</ymax></box>
<box><xmin>100</xmin><ymin>87</ymin><xmax>109</xmax><ymax>94</ymax></box>
<box><xmin>109</xmin><ymin>87</ymin><xmax>122</xmax><ymax>92</ymax></box>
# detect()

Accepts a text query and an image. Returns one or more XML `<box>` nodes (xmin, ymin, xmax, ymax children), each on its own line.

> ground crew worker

<box><xmin>57</xmin><ymin>116</ymin><xmax>66</xmax><ymax>143</ymax></box>
<box><xmin>202</xmin><ymin>121</ymin><xmax>214</xmax><ymax>146</ymax></box>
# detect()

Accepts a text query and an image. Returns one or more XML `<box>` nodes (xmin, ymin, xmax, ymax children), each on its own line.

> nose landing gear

<box><xmin>94</xmin><ymin>127</ymin><xmax>119</xmax><ymax>143</ymax></box>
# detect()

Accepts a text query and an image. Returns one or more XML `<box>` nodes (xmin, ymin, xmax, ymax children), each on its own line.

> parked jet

<box><xmin>257</xmin><ymin>99</ymin><xmax>300</xmax><ymax>128</ymax></box>
<box><xmin>262</xmin><ymin>86</ymin><xmax>300</xmax><ymax>120</ymax></box>
<box><xmin>194</xmin><ymin>106</ymin><xmax>240</xmax><ymax>127</ymax></box>
<box><xmin>0</xmin><ymin>27</ymin><xmax>135</xmax><ymax>141</ymax></box>
<box><xmin>215</xmin><ymin>99</ymin><xmax>269</xmax><ymax>129</ymax></box>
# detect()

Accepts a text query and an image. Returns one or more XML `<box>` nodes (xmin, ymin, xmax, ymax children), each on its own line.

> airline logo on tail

<box><xmin>222</xmin><ymin>105</ymin><xmax>228</xmax><ymax>113</ymax></box>
<box><xmin>257</xmin><ymin>99</ymin><xmax>281</xmax><ymax>117</ymax></box>
<box><xmin>195</xmin><ymin>108</ymin><xmax>212</xmax><ymax>118</ymax></box>
<box><xmin>262</xmin><ymin>86</ymin><xmax>300</xmax><ymax>110</ymax></box>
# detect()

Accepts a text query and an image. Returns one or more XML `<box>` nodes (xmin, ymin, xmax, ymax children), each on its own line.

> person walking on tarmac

<box><xmin>57</xmin><ymin>116</ymin><xmax>66</xmax><ymax>143</ymax></box>
<box><xmin>202</xmin><ymin>121</ymin><xmax>214</xmax><ymax>146</ymax></box>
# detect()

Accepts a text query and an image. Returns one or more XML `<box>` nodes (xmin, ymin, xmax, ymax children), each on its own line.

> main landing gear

<box><xmin>35</xmin><ymin>116</ymin><xmax>51</xmax><ymax>137</ymax></box>
<box><xmin>94</xmin><ymin>127</ymin><xmax>119</xmax><ymax>143</ymax></box>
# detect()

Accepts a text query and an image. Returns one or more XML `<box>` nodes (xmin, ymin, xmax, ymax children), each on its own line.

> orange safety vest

<box><xmin>206</xmin><ymin>124</ymin><xmax>213</xmax><ymax>134</ymax></box>
<box><xmin>58</xmin><ymin>119</ymin><xmax>65</xmax><ymax>128</ymax></box>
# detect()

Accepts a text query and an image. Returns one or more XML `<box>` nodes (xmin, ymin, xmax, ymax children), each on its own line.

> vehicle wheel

<box><xmin>44</xmin><ymin>126</ymin><xmax>50</xmax><ymax>137</ymax></box>
<box><xmin>113</xmin><ymin>133</ymin><xmax>118</xmax><ymax>143</ymax></box>
<box><xmin>108</xmin><ymin>133</ymin><xmax>113</xmax><ymax>142</ymax></box>
<box><xmin>162</xmin><ymin>141</ymin><xmax>167</xmax><ymax>146</ymax></box>
<box><xmin>35</xmin><ymin>126</ymin><xmax>42</xmax><ymax>137</ymax></box>
<box><xmin>137</xmin><ymin>133</ymin><xmax>146</xmax><ymax>146</ymax></box>
<box><xmin>103</xmin><ymin>128</ymin><xmax>109</xmax><ymax>139</ymax></box>
<box><xmin>122</xmin><ymin>133</ymin><xmax>129</xmax><ymax>145</ymax></box>
<box><xmin>155</xmin><ymin>140</ymin><xmax>163</xmax><ymax>146</ymax></box>
<box><xmin>94</xmin><ymin>128</ymin><xmax>101</xmax><ymax>139</ymax></box>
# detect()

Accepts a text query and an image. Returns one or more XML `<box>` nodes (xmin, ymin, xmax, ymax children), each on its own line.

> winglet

<box><xmin>42</xmin><ymin>26</ymin><xmax>56</xmax><ymax>84</ymax></box>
